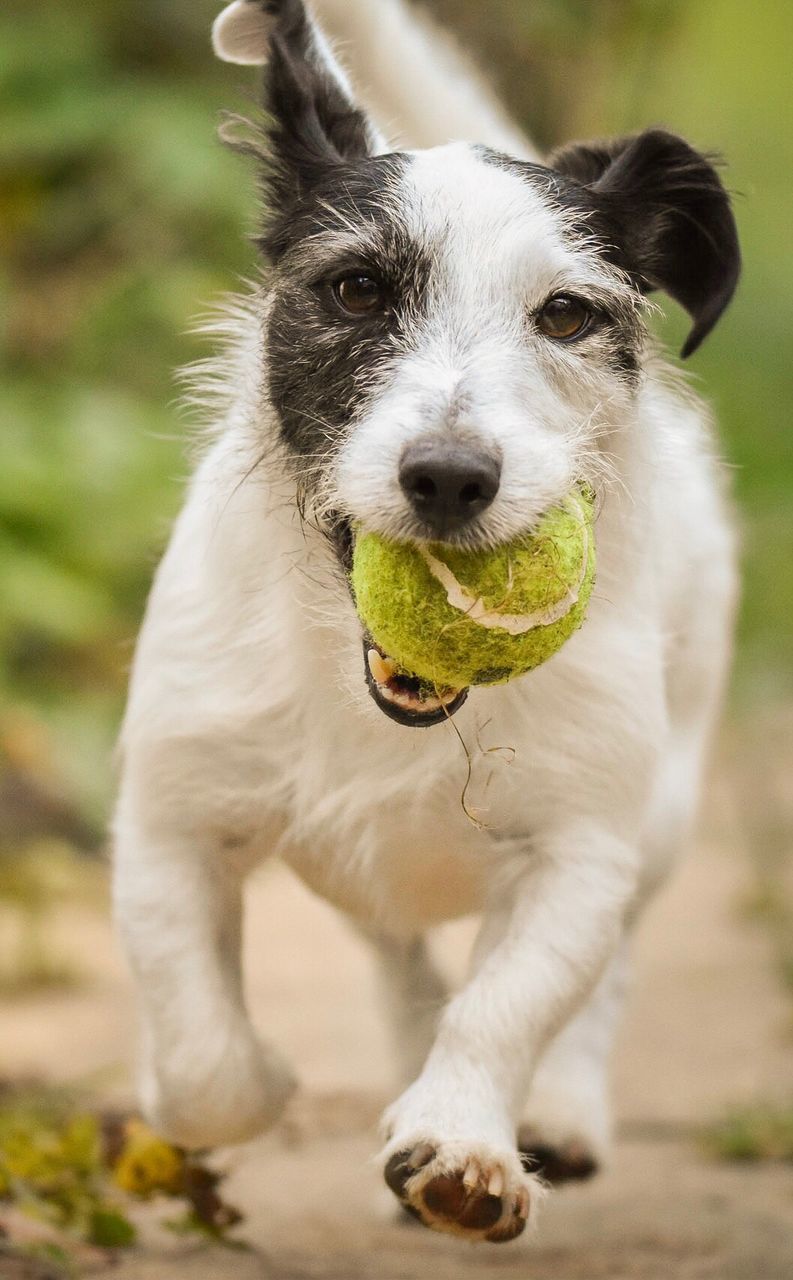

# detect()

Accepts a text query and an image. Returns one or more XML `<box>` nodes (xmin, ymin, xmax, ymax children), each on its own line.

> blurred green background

<box><xmin>1</xmin><ymin>0</ymin><xmax>791</xmax><ymax>846</ymax></box>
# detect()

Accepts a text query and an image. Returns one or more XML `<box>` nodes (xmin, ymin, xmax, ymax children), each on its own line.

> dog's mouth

<box><xmin>329</xmin><ymin>515</ymin><xmax>468</xmax><ymax>727</ymax></box>
<box><xmin>362</xmin><ymin>637</ymin><xmax>469</xmax><ymax>728</ymax></box>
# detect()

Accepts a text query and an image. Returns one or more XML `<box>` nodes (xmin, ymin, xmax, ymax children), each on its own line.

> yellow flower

<box><xmin>112</xmin><ymin>1120</ymin><xmax>185</xmax><ymax>1198</ymax></box>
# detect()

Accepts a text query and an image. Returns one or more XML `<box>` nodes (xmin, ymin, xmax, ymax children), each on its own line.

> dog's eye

<box><xmin>537</xmin><ymin>295</ymin><xmax>592</xmax><ymax>342</ymax></box>
<box><xmin>333</xmin><ymin>273</ymin><xmax>385</xmax><ymax>316</ymax></box>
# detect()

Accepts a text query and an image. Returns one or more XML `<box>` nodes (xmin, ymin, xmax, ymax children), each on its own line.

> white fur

<box><xmin>114</xmin><ymin>0</ymin><xmax>738</xmax><ymax>1238</ymax></box>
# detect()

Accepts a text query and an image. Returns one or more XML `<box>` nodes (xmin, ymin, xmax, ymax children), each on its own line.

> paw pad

<box><xmin>384</xmin><ymin>1144</ymin><xmax>531</xmax><ymax>1243</ymax></box>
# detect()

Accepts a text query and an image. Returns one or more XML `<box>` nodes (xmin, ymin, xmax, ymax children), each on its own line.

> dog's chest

<box><xmin>278</xmin><ymin>696</ymin><xmax>536</xmax><ymax>935</ymax></box>
<box><xmin>285</xmin><ymin>817</ymin><xmax>490</xmax><ymax>935</ymax></box>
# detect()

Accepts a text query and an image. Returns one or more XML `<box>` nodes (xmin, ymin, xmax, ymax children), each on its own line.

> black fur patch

<box><xmin>265</xmin><ymin>154</ymin><xmax>435</xmax><ymax>472</ymax></box>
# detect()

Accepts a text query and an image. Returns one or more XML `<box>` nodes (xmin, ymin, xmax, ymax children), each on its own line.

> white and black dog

<box><xmin>113</xmin><ymin>0</ymin><xmax>740</xmax><ymax>1244</ymax></box>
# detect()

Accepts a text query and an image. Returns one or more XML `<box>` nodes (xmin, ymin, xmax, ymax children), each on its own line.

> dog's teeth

<box><xmin>367</xmin><ymin>648</ymin><xmax>398</xmax><ymax>685</ymax></box>
<box><xmin>390</xmin><ymin>689</ymin><xmax>442</xmax><ymax>712</ymax></box>
<box><xmin>487</xmin><ymin>1167</ymin><xmax>504</xmax><ymax>1198</ymax></box>
<box><xmin>366</xmin><ymin>646</ymin><xmax>460</xmax><ymax>716</ymax></box>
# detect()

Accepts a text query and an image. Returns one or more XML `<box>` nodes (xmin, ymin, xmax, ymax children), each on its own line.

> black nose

<box><xmin>399</xmin><ymin>440</ymin><xmax>501</xmax><ymax>536</ymax></box>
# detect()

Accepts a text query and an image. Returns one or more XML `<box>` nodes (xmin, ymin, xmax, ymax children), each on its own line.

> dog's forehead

<box><xmin>396</xmin><ymin>143</ymin><xmax>586</xmax><ymax>282</ymax></box>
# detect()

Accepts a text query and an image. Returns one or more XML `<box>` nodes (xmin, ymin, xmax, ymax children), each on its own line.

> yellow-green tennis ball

<box><xmin>352</xmin><ymin>487</ymin><xmax>595</xmax><ymax>690</ymax></box>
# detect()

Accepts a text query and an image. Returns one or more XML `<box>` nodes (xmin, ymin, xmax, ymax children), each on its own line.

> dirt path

<box><xmin>4</xmin><ymin>784</ymin><xmax>793</xmax><ymax>1278</ymax></box>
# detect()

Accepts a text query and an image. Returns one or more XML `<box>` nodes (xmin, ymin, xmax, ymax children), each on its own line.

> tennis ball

<box><xmin>351</xmin><ymin>486</ymin><xmax>595</xmax><ymax>690</ymax></box>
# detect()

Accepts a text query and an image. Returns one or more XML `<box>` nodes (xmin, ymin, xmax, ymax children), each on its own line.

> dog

<box><xmin>113</xmin><ymin>0</ymin><xmax>740</xmax><ymax>1244</ymax></box>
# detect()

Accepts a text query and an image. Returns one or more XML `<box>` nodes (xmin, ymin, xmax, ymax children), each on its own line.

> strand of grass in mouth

<box><xmin>431</xmin><ymin>677</ymin><xmax>516</xmax><ymax>831</ymax></box>
<box><xmin>439</xmin><ymin>696</ymin><xmax>482</xmax><ymax>828</ymax></box>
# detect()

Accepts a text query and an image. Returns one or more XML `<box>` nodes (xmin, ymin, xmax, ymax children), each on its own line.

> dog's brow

<box><xmin>281</xmin><ymin>227</ymin><xmax>390</xmax><ymax>274</ymax></box>
<box><xmin>539</xmin><ymin>267</ymin><xmax>644</xmax><ymax>313</ymax></box>
<box><xmin>541</xmin><ymin>249</ymin><xmax>644</xmax><ymax>311</ymax></box>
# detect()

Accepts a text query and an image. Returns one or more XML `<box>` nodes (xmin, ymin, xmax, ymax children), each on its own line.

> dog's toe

<box><xmin>384</xmin><ymin>1143</ymin><xmax>434</xmax><ymax>1199</ymax></box>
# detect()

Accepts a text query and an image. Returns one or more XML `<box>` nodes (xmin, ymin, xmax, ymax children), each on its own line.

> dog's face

<box><xmin>267</xmin><ymin>143</ymin><xmax>645</xmax><ymax>552</ymax></box>
<box><xmin>215</xmin><ymin>0</ymin><xmax>740</xmax><ymax>725</ymax></box>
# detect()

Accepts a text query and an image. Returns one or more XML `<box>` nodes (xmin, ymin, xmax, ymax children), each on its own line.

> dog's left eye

<box><xmin>332</xmin><ymin>273</ymin><xmax>386</xmax><ymax>316</ymax></box>
<box><xmin>536</xmin><ymin>295</ymin><xmax>592</xmax><ymax>342</ymax></box>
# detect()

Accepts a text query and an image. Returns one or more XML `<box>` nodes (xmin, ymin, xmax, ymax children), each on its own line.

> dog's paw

<box><xmin>383</xmin><ymin>1141</ymin><xmax>537</xmax><ymax>1243</ymax></box>
<box><xmin>517</xmin><ymin>1123</ymin><xmax>599</xmax><ymax>1185</ymax></box>
<box><xmin>141</xmin><ymin>1034</ymin><xmax>296</xmax><ymax>1149</ymax></box>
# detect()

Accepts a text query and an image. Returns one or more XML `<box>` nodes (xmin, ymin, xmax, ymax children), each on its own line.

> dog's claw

<box><xmin>410</xmin><ymin>1142</ymin><xmax>435</xmax><ymax>1171</ymax></box>
<box><xmin>462</xmin><ymin>1158</ymin><xmax>481</xmax><ymax>1190</ymax></box>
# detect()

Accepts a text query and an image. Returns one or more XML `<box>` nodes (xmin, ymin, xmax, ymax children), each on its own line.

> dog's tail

<box><xmin>309</xmin><ymin>0</ymin><xmax>538</xmax><ymax>157</ymax></box>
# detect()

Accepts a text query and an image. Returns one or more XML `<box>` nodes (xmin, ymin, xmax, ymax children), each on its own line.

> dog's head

<box><xmin>214</xmin><ymin>0</ymin><xmax>740</xmax><ymax>725</ymax></box>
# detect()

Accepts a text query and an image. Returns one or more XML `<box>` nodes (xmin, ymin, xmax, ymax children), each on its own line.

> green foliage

<box><xmin>703</xmin><ymin>1102</ymin><xmax>793</xmax><ymax>1163</ymax></box>
<box><xmin>0</xmin><ymin>1092</ymin><xmax>135</xmax><ymax>1248</ymax></box>
<box><xmin>0</xmin><ymin>1086</ymin><xmax>242</xmax><ymax>1267</ymax></box>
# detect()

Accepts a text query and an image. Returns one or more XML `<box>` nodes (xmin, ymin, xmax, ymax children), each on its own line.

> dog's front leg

<box><xmin>381</xmin><ymin>822</ymin><xmax>637</xmax><ymax>1242</ymax></box>
<box><xmin>113</xmin><ymin>800</ymin><xmax>295</xmax><ymax>1149</ymax></box>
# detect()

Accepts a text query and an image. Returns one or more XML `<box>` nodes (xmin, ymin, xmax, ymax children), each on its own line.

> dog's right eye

<box><xmin>536</xmin><ymin>294</ymin><xmax>592</xmax><ymax>342</ymax></box>
<box><xmin>332</xmin><ymin>273</ymin><xmax>386</xmax><ymax>317</ymax></box>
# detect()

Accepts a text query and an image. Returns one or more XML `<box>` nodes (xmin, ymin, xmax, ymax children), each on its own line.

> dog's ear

<box><xmin>214</xmin><ymin>2</ymin><xmax>383</xmax><ymax>218</ymax></box>
<box><xmin>551</xmin><ymin>129</ymin><xmax>740</xmax><ymax>357</ymax></box>
<box><xmin>213</xmin><ymin>0</ymin><xmax>276</xmax><ymax>64</ymax></box>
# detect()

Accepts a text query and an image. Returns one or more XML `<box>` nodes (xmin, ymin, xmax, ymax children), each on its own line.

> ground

<box><xmin>3</xmin><ymin>742</ymin><xmax>793</xmax><ymax>1279</ymax></box>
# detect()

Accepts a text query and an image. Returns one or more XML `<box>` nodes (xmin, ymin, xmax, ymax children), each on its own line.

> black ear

<box><xmin>215</xmin><ymin>2</ymin><xmax>375</xmax><ymax>214</ymax></box>
<box><xmin>265</xmin><ymin>0</ymin><xmax>373</xmax><ymax>190</ymax></box>
<box><xmin>551</xmin><ymin>129</ymin><xmax>740</xmax><ymax>357</ymax></box>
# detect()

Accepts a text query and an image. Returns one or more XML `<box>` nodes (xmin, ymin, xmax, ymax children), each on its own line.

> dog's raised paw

<box><xmin>384</xmin><ymin>1143</ymin><xmax>532</xmax><ymax>1243</ymax></box>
